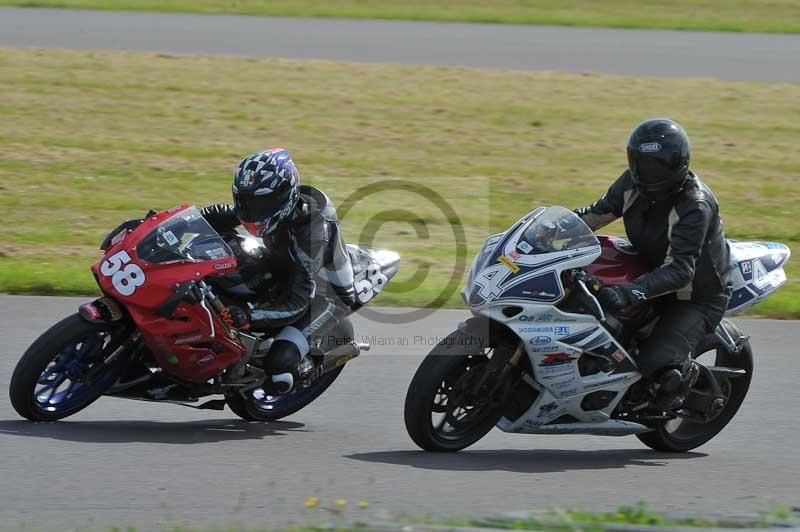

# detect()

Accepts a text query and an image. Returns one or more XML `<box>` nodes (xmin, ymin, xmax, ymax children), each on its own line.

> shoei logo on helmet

<box><xmin>639</xmin><ymin>142</ymin><xmax>662</xmax><ymax>153</ymax></box>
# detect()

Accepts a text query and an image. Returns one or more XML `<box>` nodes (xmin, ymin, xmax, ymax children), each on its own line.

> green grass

<box><xmin>0</xmin><ymin>48</ymin><xmax>798</xmax><ymax>317</ymax></box>
<box><xmin>3</xmin><ymin>0</ymin><xmax>800</xmax><ymax>33</ymax></box>
<box><xmin>399</xmin><ymin>502</ymin><xmax>798</xmax><ymax>530</ymax></box>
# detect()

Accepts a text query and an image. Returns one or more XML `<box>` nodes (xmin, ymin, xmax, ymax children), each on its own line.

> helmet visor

<box><xmin>233</xmin><ymin>185</ymin><xmax>291</xmax><ymax>224</ymax></box>
<box><xmin>628</xmin><ymin>148</ymin><xmax>687</xmax><ymax>199</ymax></box>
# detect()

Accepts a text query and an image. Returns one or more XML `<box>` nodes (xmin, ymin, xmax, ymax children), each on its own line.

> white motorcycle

<box><xmin>404</xmin><ymin>206</ymin><xmax>790</xmax><ymax>452</ymax></box>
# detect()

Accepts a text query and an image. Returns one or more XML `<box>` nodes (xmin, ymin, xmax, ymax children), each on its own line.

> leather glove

<box><xmin>224</xmin><ymin>305</ymin><xmax>250</xmax><ymax>329</ymax></box>
<box><xmin>598</xmin><ymin>283</ymin><xmax>648</xmax><ymax>311</ymax></box>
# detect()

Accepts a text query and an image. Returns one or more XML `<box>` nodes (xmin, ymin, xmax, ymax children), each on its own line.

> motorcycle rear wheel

<box><xmin>225</xmin><ymin>318</ymin><xmax>352</xmax><ymax>422</ymax></box>
<box><xmin>10</xmin><ymin>314</ymin><xmax>129</xmax><ymax>421</ymax></box>
<box><xmin>636</xmin><ymin>319</ymin><xmax>753</xmax><ymax>452</ymax></box>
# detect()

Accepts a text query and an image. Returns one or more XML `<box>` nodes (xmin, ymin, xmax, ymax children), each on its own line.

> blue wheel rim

<box><xmin>248</xmin><ymin>371</ymin><xmax>338</xmax><ymax>416</ymax></box>
<box><xmin>34</xmin><ymin>331</ymin><xmax>119</xmax><ymax>414</ymax></box>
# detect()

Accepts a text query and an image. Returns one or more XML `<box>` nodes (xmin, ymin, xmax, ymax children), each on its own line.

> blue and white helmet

<box><xmin>232</xmin><ymin>148</ymin><xmax>300</xmax><ymax>237</ymax></box>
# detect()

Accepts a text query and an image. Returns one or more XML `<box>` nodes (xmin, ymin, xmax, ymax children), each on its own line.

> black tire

<box><xmin>404</xmin><ymin>330</ymin><xmax>508</xmax><ymax>452</ymax></box>
<box><xmin>637</xmin><ymin>319</ymin><xmax>753</xmax><ymax>452</ymax></box>
<box><xmin>225</xmin><ymin>318</ymin><xmax>352</xmax><ymax>422</ymax></box>
<box><xmin>10</xmin><ymin>314</ymin><xmax>129</xmax><ymax>422</ymax></box>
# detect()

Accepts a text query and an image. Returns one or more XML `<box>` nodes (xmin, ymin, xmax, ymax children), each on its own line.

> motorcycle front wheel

<box><xmin>10</xmin><ymin>314</ymin><xmax>130</xmax><ymax>421</ymax></box>
<box><xmin>225</xmin><ymin>318</ymin><xmax>353</xmax><ymax>422</ymax></box>
<box><xmin>404</xmin><ymin>330</ymin><xmax>517</xmax><ymax>452</ymax></box>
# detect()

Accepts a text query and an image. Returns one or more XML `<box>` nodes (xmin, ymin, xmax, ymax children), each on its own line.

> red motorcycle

<box><xmin>10</xmin><ymin>205</ymin><xmax>399</xmax><ymax>422</ymax></box>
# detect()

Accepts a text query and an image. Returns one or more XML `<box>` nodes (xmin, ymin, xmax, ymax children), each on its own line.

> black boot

<box><xmin>652</xmin><ymin>361</ymin><xmax>699</xmax><ymax>410</ymax></box>
<box><xmin>263</xmin><ymin>339</ymin><xmax>302</xmax><ymax>395</ymax></box>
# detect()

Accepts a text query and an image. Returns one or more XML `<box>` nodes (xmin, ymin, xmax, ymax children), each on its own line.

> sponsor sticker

<box><xmin>239</xmin><ymin>169</ymin><xmax>257</xmax><ymax>187</ymax></box>
<box><xmin>110</xmin><ymin>229</ymin><xmax>127</xmax><ymax>247</ymax></box>
<box><xmin>540</xmin><ymin>353</ymin><xmax>577</xmax><ymax>366</ymax></box>
<box><xmin>508</xmin><ymin>250</ymin><xmax>521</xmax><ymax>261</ymax></box>
<box><xmin>553</xmin><ymin>326</ymin><xmax>570</xmax><ymax>336</ymax></box>
<box><xmin>537</xmin><ymin>401</ymin><xmax>559</xmax><ymax>418</ymax></box>
<box><xmin>521</xmin><ymin>290</ymin><xmax>558</xmax><ymax>298</ymax></box>
<box><xmin>740</xmin><ymin>260</ymin><xmax>752</xmax><ymax>274</ymax></box>
<box><xmin>517</xmin><ymin>240</ymin><xmax>533</xmax><ymax>254</ymax></box>
<box><xmin>214</xmin><ymin>262</ymin><xmax>234</xmax><ymax>270</ymax></box>
<box><xmin>611</xmin><ymin>350</ymin><xmax>626</xmax><ymax>362</ymax></box>
<box><xmin>540</xmin><ymin>368</ymin><xmax>574</xmax><ymax>379</ymax></box>
<box><xmin>175</xmin><ymin>334</ymin><xmax>204</xmax><ymax>345</ymax></box>
<box><xmin>519</xmin><ymin>314</ymin><xmax>553</xmax><ymax>322</ymax></box>
<box><xmin>552</xmin><ymin>378</ymin><xmax>578</xmax><ymax>390</ymax></box>
<box><xmin>518</xmin><ymin>326</ymin><xmax>553</xmax><ymax>333</ymax></box>
<box><xmin>531</xmin><ymin>346</ymin><xmax>559</xmax><ymax>353</ymax></box>
<box><xmin>162</xmin><ymin>230</ymin><xmax>179</xmax><ymax>246</ymax></box>
<box><xmin>197</xmin><ymin>354</ymin><xmax>215</xmax><ymax>366</ymax></box>
<box><xmin>530</xmin><ymin>335</ymin><xmax>551</xmax><ymax>345</ymax></box>
<box><xmin>497</xmin><ymin>255</ymin><xmax>520</xmax><ymax>273</ymax></box>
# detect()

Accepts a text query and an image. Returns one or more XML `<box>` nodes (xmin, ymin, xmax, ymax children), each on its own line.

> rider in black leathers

<box><xmin>201</xmin><ymin>149</ymin><xmax>355</xmax><ymax>394</ymax></box>
<box><xmin>575</xmin><ymin>119</ymin><xmax>732</xmax><ymax>407</ymax></box>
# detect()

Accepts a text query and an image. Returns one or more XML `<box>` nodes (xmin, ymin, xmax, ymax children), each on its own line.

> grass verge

<box><xmin>2</xmin><ymin>0</ymin><xmax>800</xmax><ymax>33</ymax></box>
<box><xmin>0</xmin><ymin>48</ymin><xmax>798</xmax><ymax>317</ymax></box>
<box><xmin>423</xmin><ymin>502</ymin><xmax>799</xmax><ymax>530</ymax></box>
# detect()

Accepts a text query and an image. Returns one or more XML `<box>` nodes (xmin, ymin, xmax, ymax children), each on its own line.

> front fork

<box><xmin>469</xmin><ymin>341</ymin><xmax>525</xmax><ymax>406</ymax></box>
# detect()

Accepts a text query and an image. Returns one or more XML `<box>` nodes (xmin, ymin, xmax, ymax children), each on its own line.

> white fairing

<box><xmin>726</xmin><ymin>241</ymin><xmax>790</xmax><ymax>315</ymax></box>
<box><xmin>464</xmin><ymin>207</ymin><xmax>789</xmax><ymax>436</ymax></box>
<box><xmin>464</xmin><ymin>207</ymin><xmax>643</xmax><ymax>436</ymax></box>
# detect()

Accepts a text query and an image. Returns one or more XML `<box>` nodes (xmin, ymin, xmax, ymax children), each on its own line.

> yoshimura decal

<box><xmin>518</xmin><ymin>326</ymin><xmax>553</xmax><ymax>333</ymax></box>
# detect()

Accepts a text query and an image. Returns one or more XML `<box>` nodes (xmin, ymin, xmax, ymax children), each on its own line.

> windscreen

<box><xmin>464</xmin><ymin>206</ymin><xmax>599</xmax><ymax>307</ymax></box>
<box><xmin>136</xmin><ymin>207</ymin><xmax>234</xmax><ymax>264</ymax></box>
<box><xmin>517</xmin><ymin>206</ymin><xmax>598</xmax><ymax>255</ymax></box>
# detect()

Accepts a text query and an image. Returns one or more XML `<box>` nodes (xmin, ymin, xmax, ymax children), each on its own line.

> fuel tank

<box><xmin>585</xmin><ymin>236</ymin><xmax>650</xmax><ymax>286</ymax></box>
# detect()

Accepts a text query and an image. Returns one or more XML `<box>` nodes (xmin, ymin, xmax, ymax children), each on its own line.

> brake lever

<box><xmin>577</xmin><ymin>278</ymin><xmax>606</xmax><ymax>324</ymax></box>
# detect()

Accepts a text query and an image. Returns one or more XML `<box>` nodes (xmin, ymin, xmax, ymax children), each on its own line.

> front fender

<box><xmin>456</xmin><ymin>315</ymin><xmax>516</xmax><ymax>347</ymax></box>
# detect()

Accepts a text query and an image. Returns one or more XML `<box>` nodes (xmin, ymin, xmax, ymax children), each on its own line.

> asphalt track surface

<box><xmin>0</xmin><ymin>295</ymin><xmax>798</xmax><ymax>528</ymax></box>
<box><xmin>1</xmin><ymin>7</ymin><xmax>800</xmax><ymax>82</ymax></box>
<box><xmin>0</xmin><ymin>8</ymin><xmax>799</xmax><ymax>529</ymax></box>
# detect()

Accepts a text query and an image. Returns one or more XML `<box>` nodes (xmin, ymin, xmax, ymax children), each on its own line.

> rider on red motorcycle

<box><xmin>201</xmin><ymin>148</ymin><xmax>356</xmax><ymax>394</ymax></box>
<box><xmin>575</xmin><ymin>119</ymin><xmax>732</xmax><ymax>409</ymax></box>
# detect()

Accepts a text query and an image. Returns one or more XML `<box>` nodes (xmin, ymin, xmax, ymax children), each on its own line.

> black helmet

<box><xmin>232</xmin><ymin>148</ymin><xmax>300</xmax><ymax>237</ymax></box>
<box><xmin>626</xmin><ymin>119</ymin><xmax>690</xmax><ymax>201</ymax></box>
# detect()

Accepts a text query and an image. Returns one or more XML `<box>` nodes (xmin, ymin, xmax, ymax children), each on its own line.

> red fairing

<box><xmin>91</xmin><ymin>205</ymin><xmax>243</xmax><ymax>382</ymax></box>
<box><xmin>585</xmin><ymin>235</ymin><xmax>650</xmax><ymax>287</ymax></box>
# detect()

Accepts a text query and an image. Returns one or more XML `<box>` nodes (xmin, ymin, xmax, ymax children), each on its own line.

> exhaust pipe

<box><xmin>319</xmin><ymin>341</ymin><xmax>370</xmax><ymax>375</ymax></box>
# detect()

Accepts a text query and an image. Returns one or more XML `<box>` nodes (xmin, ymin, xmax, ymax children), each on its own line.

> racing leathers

<box><xmin>576</xmin><ymin>170</ymin><xmax>732</xmax><ymax>378</ymax></box>
<box><xmin>201</xmin><ymin>185</ymin><xmax>356</xmax><ymax>385</ymax></box>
